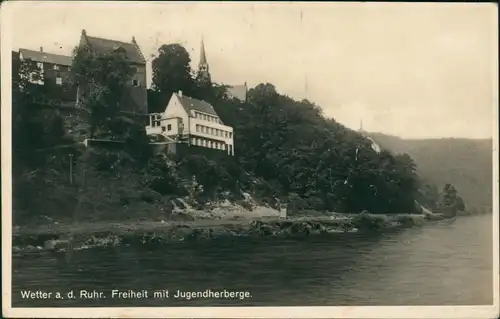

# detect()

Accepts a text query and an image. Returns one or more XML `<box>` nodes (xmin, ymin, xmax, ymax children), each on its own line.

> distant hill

<box><xmin>367</xmin><ymin>132</ymin><xmax>493</xmax><ymax>210</ymax></box>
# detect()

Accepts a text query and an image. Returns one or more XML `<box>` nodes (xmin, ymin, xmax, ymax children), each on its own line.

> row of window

<box><xmin>35</xmin><ymin>62</ymin><xmax>140</xmax><ymax>87</ymax></box>
<box><xmin>191</xmin><ymin>137</ymin><xmax>232</xmax><ymax>151</ymax></box>
<box><xmin>194</xmin><ymin>111</ymin><xmax>221</xmax><ymax>124</ymax></box>
<box><xmin>36</xmin><ymin>62</ymin><xmax>69</xmax><ymax>72</ymax></box>
<box><xmin>196</xmin><ymin>125</ymin><xmax>232</xmax><ymax>139</ymax></box>
<box><xmin>31</xmin><ymin>77</ymin><xmax>63</xmax><ymax>86</ymax></box>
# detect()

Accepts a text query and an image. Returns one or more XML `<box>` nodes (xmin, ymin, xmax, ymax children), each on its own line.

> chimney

<box><xmin>178</xmin><ymin>90</ymin><xmax>183</xmax><ymax>97</ymax></box>
<box><xmin>40</xmin><ymin>46</ymin><xmax>43</xmax><ymax>52</ymax></box>
<box><xmin>132</xmin><ymin>36</ymin><xmax>136</xmax><ymax>44</ymax></box>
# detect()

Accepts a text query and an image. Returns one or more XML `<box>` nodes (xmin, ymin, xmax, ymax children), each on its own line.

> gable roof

<box><xmin>19</xmin><ymin>48</ymin><xmax>72</xmax><ymax>66</ymax></box>
<box><xmin>174</xmin><ymin>93</ymin><xmax>218</xmax><ymax>117</ymax></box>
<box><xmin>82</xmin><ymin>31</ymin><xmax>146</xmax><ymax>64</ymax></box>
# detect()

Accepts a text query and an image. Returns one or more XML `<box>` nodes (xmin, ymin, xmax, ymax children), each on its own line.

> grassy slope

<box><xmin>368</xmin><ymin>132</ymin><xmax>493</xmax><ymax>209</ymax></box>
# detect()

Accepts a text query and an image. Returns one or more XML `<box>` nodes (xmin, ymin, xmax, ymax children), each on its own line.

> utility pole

<box><xmin>69</xmin><ymin>153</ymin><xmax>73</xmax><ymax>185</ymax></box>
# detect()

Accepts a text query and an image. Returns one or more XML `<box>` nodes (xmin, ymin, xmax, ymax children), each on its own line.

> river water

<box><xmin>12</xmin><ymin>214</ymin><xmax>494</xmax><ymax>307</ymax></box>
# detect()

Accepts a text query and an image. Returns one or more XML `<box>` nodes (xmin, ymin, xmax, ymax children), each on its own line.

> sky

<box><xmin>4</xmin><ymin>1</ymin><xmax>498</xmax><ymax>139</ymax></box>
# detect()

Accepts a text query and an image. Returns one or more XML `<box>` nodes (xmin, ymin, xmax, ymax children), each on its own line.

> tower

<box><xmin>198</xmin><ymin>37</ymin><xmax>211</xmax><ymax>83</ymax></box>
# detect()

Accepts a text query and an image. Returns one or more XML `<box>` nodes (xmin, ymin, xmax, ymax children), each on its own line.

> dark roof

<box><xmin>18</xmin><ymin>49</ymin><xmax>72</xmax><ymax>66</ymax></box>
<box><xmin>174</xmin><ymin>93</ymin><xmax>218</xmax><ymax>117</ymax></box>
<box><xmin>84</xmin><ymin>35</ymin><xmax>146</xmax><ymax>64</ymax></box>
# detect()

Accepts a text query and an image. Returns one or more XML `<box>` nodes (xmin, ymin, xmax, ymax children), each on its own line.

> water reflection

<box><xmin>12</xmin><ymin>215</ymin><xmax>493</xmax><ymax>307</ymax></box>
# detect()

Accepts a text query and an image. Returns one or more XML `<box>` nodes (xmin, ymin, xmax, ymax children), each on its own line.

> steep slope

<box><xmin>368</xmin><ymin>133</ymin><xmax>493</xmax><ymax>210</ymax></box>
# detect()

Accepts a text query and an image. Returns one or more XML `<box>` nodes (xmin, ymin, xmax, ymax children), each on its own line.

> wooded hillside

<box><xmin>368</xmin><ymin>133</ymin><xmax>493</xmax><ymax>210</ymax></box>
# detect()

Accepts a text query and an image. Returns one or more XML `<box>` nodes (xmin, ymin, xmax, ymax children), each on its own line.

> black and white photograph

<box><xmin>1</xmin><ymin>2</ymin><xmax>498</xmax><ymax>318</ymax></box>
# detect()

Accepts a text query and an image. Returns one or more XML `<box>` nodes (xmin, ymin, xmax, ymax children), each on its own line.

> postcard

<box><xmin>2</xmin><ymin>1</ymin><xmax>499</xmax><ymax>318</ymax></box>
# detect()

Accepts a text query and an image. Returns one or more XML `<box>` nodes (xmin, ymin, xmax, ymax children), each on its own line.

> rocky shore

<box><xmin>12</xmin><ymin>212</ymin><xmax>430</xmax><ymax>253</ymax></box>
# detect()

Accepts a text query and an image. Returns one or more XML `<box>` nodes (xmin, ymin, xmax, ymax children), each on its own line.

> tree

<box><xmin>151</xmin><ymin>44</ymin><xmax>197</xmax><ymax>112</ymax></box>
<box><xmin>70</xmin><ymin>45</ymin><xmax>134</xmax><ymax>137</ymax></box>
<box><xmin>438</xmin><ymin>184</ymin><xmax>466</xmax><ymax>212</ymax></box>
<box><xmin>12</xmin><ymin>57</ymin><xmax>71</xmax><ymax>168</ymax></box>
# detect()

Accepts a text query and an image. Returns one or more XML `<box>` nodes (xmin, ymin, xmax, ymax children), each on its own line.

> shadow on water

<box><xmin>12</xmin><ymin>215</ymin><xmax>493</xmax><ymax>307</ymax></box>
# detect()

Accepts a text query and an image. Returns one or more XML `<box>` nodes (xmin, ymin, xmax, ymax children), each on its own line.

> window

<box><xmin>162</xmin><ymin>126</ymin><xmax>166</xmax><ymax>132</ymax></box>
<box><xmin>225</xmin><ymin>131</ymin><xmax>228</xmax><ymax>138</ymax></box>
<box><xmin>211</xmin><ymin>128</ymin><xmax>215</xmax><ymax>135</ymax></box>
<box><xmin>202</xmin><ymin>139</ymin><xmax>207</xmax><ymax>147</ymax></box>
<box><xmin>56</xmin><ymin>77</ymin><xmax>62</xmax><ymax>85</ymax></box>
<box><xmin>53</xmin><ymin>65</ymin><xmax>59</xmax><ymax>70</ymax></box>
<box><xmin>132</xmin><ymin>79</ymin><xmax>139</xmax><ymax>87</ymax></box>
<box><xmin>210</xmin><ymin>141</ymin><xmax>214</xmax><ymax>148</ymax></box>
<box><xmin>229</xmin><ymin>132</ymin><xmax>233</xmax><ymax>138</ymax></box>
<box><xmin>167</xmin><ymin>124</ymin><xmax>172</xmax><ymax>131</ymax></box>
<box><xmin>191</xmin><ymin>138</ymin><xmax>195</xmax><ymax>144</ymax></box>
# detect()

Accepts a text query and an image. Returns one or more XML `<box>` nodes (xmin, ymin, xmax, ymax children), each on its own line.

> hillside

<box><xmin>368</xmin><ymin>133</ymin><xmax>493</xmax><ymax>210</ymax></box>
<box><xmin>12</xmin><ymin>43</ymin><xmax>463</xmax><ymax>225</ymax></box>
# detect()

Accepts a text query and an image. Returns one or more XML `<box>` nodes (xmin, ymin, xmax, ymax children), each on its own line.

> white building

<box><xmin>146</xmin><ymin>91</ymin><xmax>235</xmax><ymax>156</ymax></box>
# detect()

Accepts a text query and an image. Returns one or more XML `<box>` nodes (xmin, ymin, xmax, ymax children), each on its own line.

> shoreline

<box><xmin>11</xmin><ymin>201</ymin><xmax>489</xmax><ymax>254</ymax></box>
<box><xmin>12</xmin><ymin>212</ymin><xmax>430</xmax><ymax>252</ymax></box>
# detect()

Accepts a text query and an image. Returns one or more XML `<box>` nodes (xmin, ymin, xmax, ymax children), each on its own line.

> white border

<box><xmin>2</xmin><ymin>2</ymin><xmax>499</xmax><ymax>318</ymax></box>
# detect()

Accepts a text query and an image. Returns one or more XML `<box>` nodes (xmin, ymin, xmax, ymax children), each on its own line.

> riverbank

<box><xmin>12</xmin><ymin>211</ymin><xmax>431</xmax><ymax>253</ymax></box>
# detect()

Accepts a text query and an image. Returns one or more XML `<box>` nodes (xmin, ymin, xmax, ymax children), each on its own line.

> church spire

<box><xmin>199</xmin><ymin>37</ymin><xmax>207</xmax><ymax>66</ymax></box>
<box><xmin>198</xmin><ymin>36</ymin><xmax>211</xmax><ymax>83</ymax></box>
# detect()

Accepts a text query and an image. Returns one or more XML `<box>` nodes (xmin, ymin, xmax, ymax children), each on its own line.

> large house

<box><xmin>18</xmin><ymin>47</ymin><xmax>73</xmax><ymax>86</ymax></box>
<box><xmin>146</xmin><ymin>91</ymin><xmax>234</xmax><ymax>156</ymax></box>
<box><xmin>16</xmin><ymin>47</ymin><xmax>76</xmax><ymax>101</ymax></box>
<box><xmin>77</xmin><ymin>29</ymin><xmax>148</xmax><ymax>115</ymax></box>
